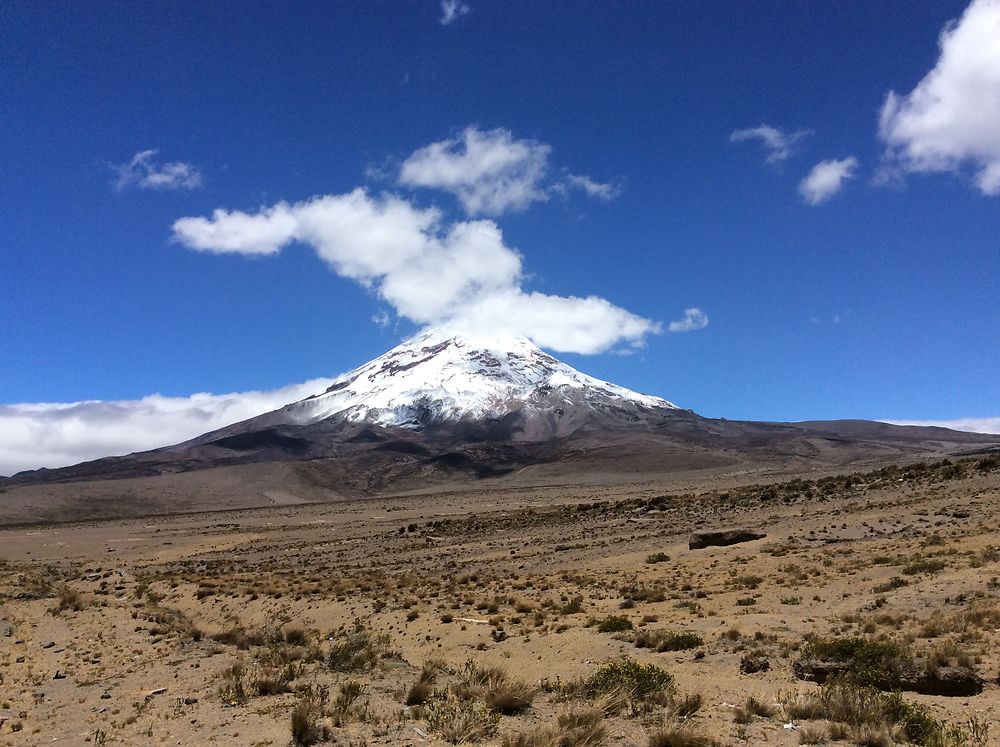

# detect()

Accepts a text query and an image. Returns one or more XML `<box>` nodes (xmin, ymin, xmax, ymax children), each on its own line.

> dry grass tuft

<box><xmin>646</xmin><ymin>725</ymin><xmax>720</xmax><ymax>747</ymax></box>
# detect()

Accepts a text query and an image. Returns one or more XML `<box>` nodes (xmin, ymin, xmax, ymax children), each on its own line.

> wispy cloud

<box><xmin>882</xmin><ymin>416</ymin><xmax>1000</xmax><ymax>435</ymax></box>
<box><xmin>559</xmin><ymin>173</ymin><xmax>623</xmax><ymax>201</ymax></box>
<box><xmin>877</xmin><ymin>0</ymin><xmax>1000</xmax><ymax>195</ymax></box>
<box><xmin>398</xmin><ymin>127</ymin><xmax>620</xmax><ymax>216</ymax></box>
<box><xmin>799</xmin><ymin>157</ymin><xmax>858</xmax><ymax>205</ymax></box>
<box><xmin>730</xmin><ymin>124</ymin><xmax>812</xmax><ymax>164</ymax></box>
<box><xmin>0</xmin><ymin>380</ymin><xmax>331</xmax><ymax>476</ymax></box>
<box><xmin>173</xmin><ymin>188</ymin><xmax>660</xmax><ymax>354</ymax></box>
<box><xmin>439</xmin><ymin>0</ymin><xmax>470</xmax><ymax>26</ymax></box>
<box><xmin>112</xmin><ymin>149</ymin><xmax>202</xmax><ymax>192</ymax></box>
<box><xmin>668</xmin><ymin>307</ymin><xmax>709</xmax><ymax>333</ymax></box>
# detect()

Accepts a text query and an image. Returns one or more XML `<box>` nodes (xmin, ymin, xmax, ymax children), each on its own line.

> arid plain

<box><xmin>1</xmin><ymin>457</ymin><xmax>998</xmax><ymax>746</ymax></box>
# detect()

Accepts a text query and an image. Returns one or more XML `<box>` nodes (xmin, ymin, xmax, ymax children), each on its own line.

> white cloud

<box><xmin>878</xmin><ymin>0</ymin><xmax>1000</xmax><ymax>195</ymax></box>
<box><xmin>397</xmin><ymin>127</ymin><xmax>620</xmax><ymax>216</ymax></box>
<box><xmin>399</xmin><ymin>127</ymin><xmax>551</xmax><ymax>215</ymax></box>
<box><xmin>882</xmin><ymin>416</ymin><xmax>1000</xmax><ymax>435</ymax></box>
<box><xmin>442</xmin><ymin>290</ymin><xmax>661</xmax><ymax>354</ymax></box>
<box><xmin>0</xmin><ymin>380</ymin><xmax>331</xmax><ymax>476</ymax></box>
<box><xmin>668</xmin><ymin>307</ymin><xmax>709</xmax><ymax>333</ymax></box>
<box><xmin>798</xmin><ymin>157</ymin><xmax>858</xmax><ymax>205</ymax></box>
<box><xmin>113</xmin><ymin>149</ymin><xmax>202</xmax><ymax>191</ymax></box>
<box><xmin>730</xmin><ymin>125</ymin><xmax>812</xmax><ymax>164</ymax></box>
<box><xmin>440</xmin><ymin>0</ymin><xmax>470</xmax><ymax>25</ymax></box>
<box><xmin>173</xmin><ymin>188</ymin><xmax>659</xmax><ymax>354</ymax></box>
<box><xmin>560</xmin><ymin>174</ymin><xmax>623</xmax><ymax>201</ymax></box>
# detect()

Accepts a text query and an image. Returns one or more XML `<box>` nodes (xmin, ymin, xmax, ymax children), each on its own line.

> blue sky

<box><xmin>2</xmin><ymin>1</ymin><xmax>998</xmax><ymax>472</ymax></box>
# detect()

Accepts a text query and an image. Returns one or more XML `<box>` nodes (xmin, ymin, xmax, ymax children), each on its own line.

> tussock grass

<box><xmin>502</xmin><ymin>705</ymin><xmax>605</xmax><ymax>747</ymax></box>
<box><xmin>634</xmin><ymin>629</ymin><xmax>703</xmax><ymax>652</ymax></box>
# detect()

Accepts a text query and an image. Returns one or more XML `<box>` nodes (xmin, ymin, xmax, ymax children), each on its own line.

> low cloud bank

<box><xmin>883</xmin><ymin>416</ymin><xmax>1000</xmax><ymax>436</ymax></box>
<box><xmin>0</xmin><ymin>379</ymin><xmax>330</xmax><ymax>476</ymax></box>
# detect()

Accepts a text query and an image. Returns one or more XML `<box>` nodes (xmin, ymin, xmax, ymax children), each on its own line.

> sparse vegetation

<box><xmin>634</xmin><ymin>629</ymin><xmax>703</xmax><ymax>652</ymax></box>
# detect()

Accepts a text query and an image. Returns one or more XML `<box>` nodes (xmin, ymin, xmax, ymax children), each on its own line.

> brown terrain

<box><xmin>1</xmin><ymin>455</ymin><xmax>998</xmax><ymax>746</ymax></box>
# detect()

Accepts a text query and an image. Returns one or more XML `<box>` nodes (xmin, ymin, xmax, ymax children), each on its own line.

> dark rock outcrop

<box><xmin>740</xmin><ymin>655</ymin><xmax>770</xmax><ymax>674</ymax></box>
<box><xmin>689</xmin><ymin>528</ymin><xmax>766</xmax><ymax>550</ymax></box>
<box><xmin>793</xmin><ymin>659</ymin><xmax>984</xmax><ymax>697</ymax></box>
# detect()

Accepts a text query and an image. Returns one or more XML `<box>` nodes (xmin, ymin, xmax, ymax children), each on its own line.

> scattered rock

<box><xmin>184</xmin><ymin>697</ymin><xmax>198</xmax><ymax>705</ymax></box>
<box><xmin>42</xmin><ymin>641</ymin><xmax>55</xmax><ymax>649</ymax></box>
<box><xmin>53</xmin><ymin>671</ymin><xmax>65</xmax><ymax>679</ymax></box>
<box><xmin>689</xmin><ymin>528</ymin><xmax>766</xmax><ymax>550</ymax></box>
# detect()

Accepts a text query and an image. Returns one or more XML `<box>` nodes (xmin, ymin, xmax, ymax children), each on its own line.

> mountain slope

<box><xmin>3</xmin><ymin>331</ymin><xmax>998</xmax><ymax>523</ymax></box>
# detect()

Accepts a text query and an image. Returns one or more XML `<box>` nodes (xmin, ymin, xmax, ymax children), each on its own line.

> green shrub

<box><xmin>584</xmin><ymin>659</ymin><xmax>673</xmax><ymax>700</ymax></box>
<box><xmin>596</xmin><ymin>615</ymin><xmax>633</xmax><ymax>633</ymax></box>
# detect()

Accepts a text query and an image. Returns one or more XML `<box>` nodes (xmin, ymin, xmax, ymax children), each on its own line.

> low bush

<box><xmin>584</xmin><ymin>658</ymin><xmax>673</xmax><ymax>702</ymax></box>
<box><xmin>595</xmin><ymin>615</ymin><xmax>633</xmax><ymax>633</ymax></box>
<box><xmin>634</xmin><ymin>629</ymin><xmax>702</xmax><ymax>652</ymax></box>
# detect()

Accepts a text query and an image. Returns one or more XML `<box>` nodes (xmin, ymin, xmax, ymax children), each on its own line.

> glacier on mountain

<box><xmin>274</xmin><ymin>329</ymin><xmax>676</xmax><ymax>429</ymax></box>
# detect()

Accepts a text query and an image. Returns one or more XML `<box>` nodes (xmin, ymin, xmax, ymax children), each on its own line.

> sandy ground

<box><xmin>0</xmin><ymin>459</ymin><xmax>998</xmax><ymax>746</ymax></box>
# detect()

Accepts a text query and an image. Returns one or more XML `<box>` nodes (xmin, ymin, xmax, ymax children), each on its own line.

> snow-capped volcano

<box><xmin>270</xmin><ymin>330</ymin><xmax>677</xmax><ymax>433</ymax></box>
<box><xmin>8</xmin><ymin>328</ymin><xmax>999</xmax><ymax>506</ymax></box>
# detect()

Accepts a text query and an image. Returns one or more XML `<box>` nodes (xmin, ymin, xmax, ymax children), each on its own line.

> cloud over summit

<box><xmin>173</xmin><ymin>187</ymin><xmax>660</xmax><ymax>354</ymax></box>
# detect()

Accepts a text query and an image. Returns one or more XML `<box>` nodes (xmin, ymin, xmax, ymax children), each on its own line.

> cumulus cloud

<box><xmin>0</xmin><ymin>380</ymin><xmax>330</xmax><ymax>476</ymax></box>
<box><xmin>798</xmin><ymin>157</ymin><xmax>858</xmax><ymax>205</ymax></box>
<box><xmin>399</xmin><ymin>127</ymin><xmax>551</xmax><ymax>215</ymax></box>
<box><xmin>882</xmin><ymin>416</ymin><xmax>1000</xmax><ymax>435</ymax></box>
<box><xmin>398</xmin><ymin>127</ymin><xmax>620</xmax><ymax>215</ymax></box>
<box><xmin>730</xmin><ymin>125</ymin><xmax>812</xmax><ymax>164</ymax></box>
<box><xmin>441</xmin><ymin>290</ymin><xmax>660</xmax><ymax>354</ymax></box>
<box><xmin>173</xmin><ymin>188</ymin><xmax>659</xmax><ymax>353</ymax></box>
<box><xmin>439</xmin><ymin>0</ymin><xmax>470</xmax><ymax>25</ymax></box>
<box><xmin>878</xmin><ymin>0</ymin><xmax>1000</xmax><ymax>195</ymax></box>
<box><xmin>667</xmin><ymin>307</ymin><xmax>709</xmax><ymax>333</ymax></box>
<box><xmin>113</xmin><ymin>149</ymin><xmax>202</xmax><ymax>191</ymax></box>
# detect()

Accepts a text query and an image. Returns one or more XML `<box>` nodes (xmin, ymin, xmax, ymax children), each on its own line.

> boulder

<box><xmin>792</xmin><ymin>658</ymin><xmax>983</xmax><ymax>697</ymax></box>
<box><xmin>689</xmin><ymin>528</ymin><xmax>766</xmax><ymax>550</ymax></box>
